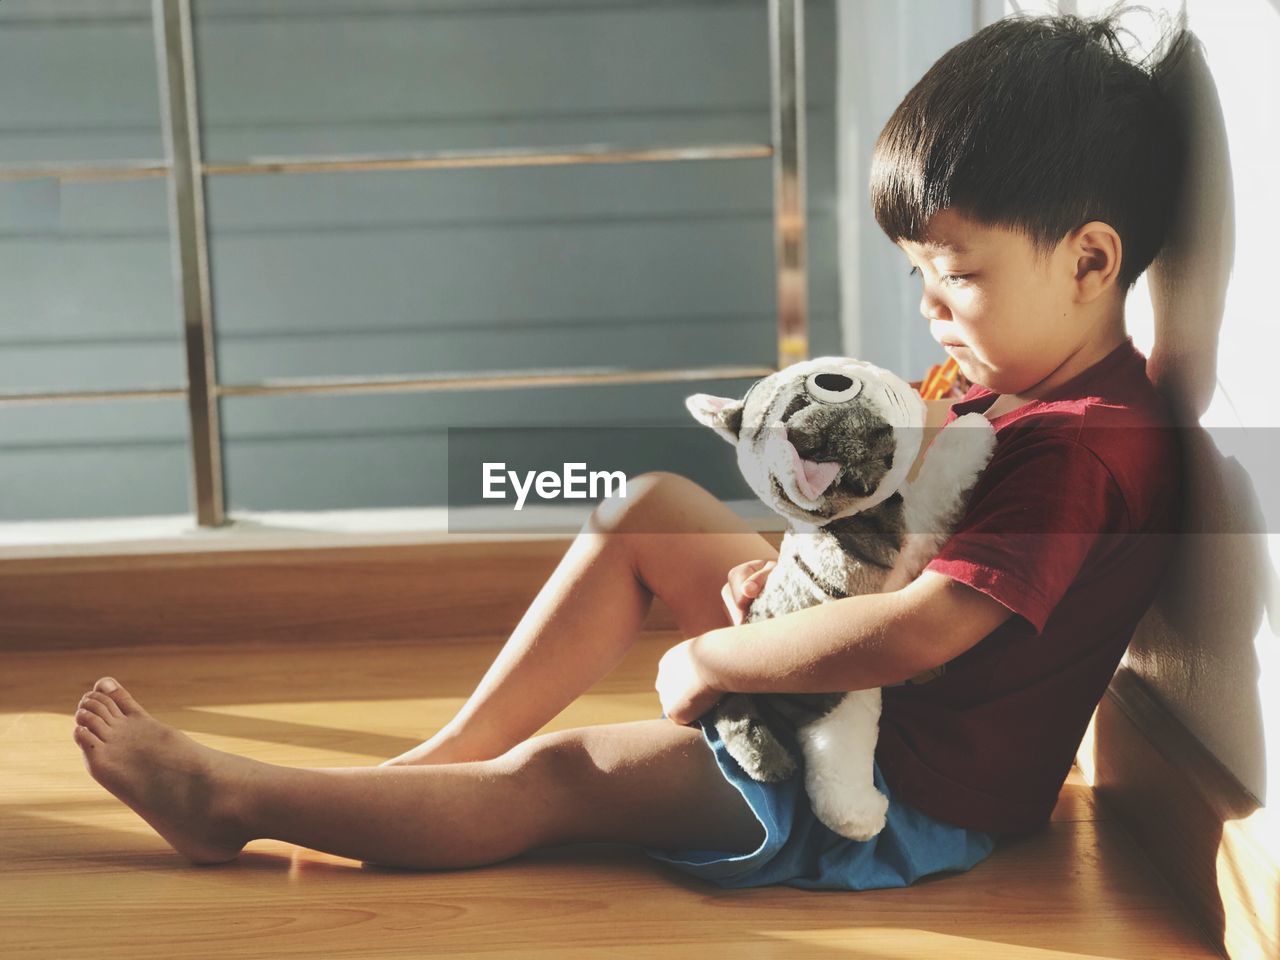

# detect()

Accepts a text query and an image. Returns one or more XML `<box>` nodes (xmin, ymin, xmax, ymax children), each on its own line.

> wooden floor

<box><xmin>2</xmin><ymin>631</ymin><xmax>1223</xmax><ymax>960</ymax></box>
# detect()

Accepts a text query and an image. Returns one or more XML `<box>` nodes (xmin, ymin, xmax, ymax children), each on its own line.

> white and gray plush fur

<box><xmin>685</xmin><ymin>356</ymin><xmax>996</xmax><ymax>841</ymax></box>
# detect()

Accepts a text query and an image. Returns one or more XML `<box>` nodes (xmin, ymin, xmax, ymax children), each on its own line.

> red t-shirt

<box><xmin>874</xmin><ymin>336</ymin><xmax>1182</xmax><ymax>835</ymax></box>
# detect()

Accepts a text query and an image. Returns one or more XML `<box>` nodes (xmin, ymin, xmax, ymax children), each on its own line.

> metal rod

<box><xmin>203</xmin><ymin>143</ymin><xmax>772</xmax><ymax>176</ymax></box>
<box><xmin>0</xmin><ymin>144</ymin><xmax>771</xmax><ymax>183</ymax></box>
<box><xmin>153</xmin><ymin>0</ymin><xmax>226</xmax><ymax>527</ymax></box>
<box><xmin>216</xmin><ymin>365</ymin><xmax>778</xmax><ymax>398</ymax></box>
<box><xmin>769</xmin><ymin>0</ymin><xmax>810</xmax><ymax>368</ymax></box>
<box><xmin>0</xmin><ymin>387</ymin><xmax>187</xmax><ymax>407</ymax></box>
<box><xmin>0</xmin><ymin>366</ymin><xmax>775</xmax><ymax>407</ymax></box>
<box><xmin>0</xmin><ymin>161</ymin><xmax>170</xmax><ymax>183</ymax></box>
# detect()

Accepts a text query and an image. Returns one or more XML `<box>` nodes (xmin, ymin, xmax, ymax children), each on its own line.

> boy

<box><xmin>71</xmin><ymin>8</ymin><xmax>1189</xmax><ymax>888</ymax></box>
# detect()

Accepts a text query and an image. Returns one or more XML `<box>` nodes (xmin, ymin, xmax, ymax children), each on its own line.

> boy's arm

<box><xmin>692</xmin><ymin>571</ymin><xmax>1013</xmax><ymax>695</ymax></box>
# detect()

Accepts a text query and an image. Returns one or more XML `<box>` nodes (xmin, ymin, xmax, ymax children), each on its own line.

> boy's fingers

<box><xmin>744</xmin><ymin>561</ymin><xmax>776</xmax><ymax>595</ymax></box>
<box><xmin>720</xmin><ymin>582</ymin><xmax>745</xmax><ymax>625</ymax></box>
<box><xmin>725</xmin><ymin>560</ymin><xmax>759</xmax><ymax>597</ymax></box>
<box><xmin>753</xmin><ymin>560</ymin><xmax>777</xmax><ymax>580</ymax></box>
<box><xmin>724</xmin><ymin>559</ymin><xmax>776</xmax><ymax>623</ymax></box>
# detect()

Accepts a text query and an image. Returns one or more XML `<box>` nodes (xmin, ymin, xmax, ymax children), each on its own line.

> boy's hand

<box><xmin>722</xmin><ymin>559</ymin><xmax>777</xmax><ymax>626</ymax></box>
<box><xmin>655</xmin><ymin>636</ymin><xmax>723</xmax><ymax>726</ymax></box>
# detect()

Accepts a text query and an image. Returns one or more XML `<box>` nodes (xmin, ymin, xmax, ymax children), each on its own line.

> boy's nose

<box><xmin>919</xmin><ymin>289</ymin><xmax>951</xmax><ymax>323</ymax></box>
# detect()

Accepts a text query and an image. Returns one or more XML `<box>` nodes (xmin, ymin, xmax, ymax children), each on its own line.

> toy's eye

<box><xmin>805</xmin><ymin>371</ymin><xmax>862</xmax><ymax>404</ymax></box>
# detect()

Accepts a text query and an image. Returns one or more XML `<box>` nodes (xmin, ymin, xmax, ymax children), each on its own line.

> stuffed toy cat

<box><xmin>685</xmin><ymin>355</ymin><xmax>996</xmax><ymax>840</ymax></box>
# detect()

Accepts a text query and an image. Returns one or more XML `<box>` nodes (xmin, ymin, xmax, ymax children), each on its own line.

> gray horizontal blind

<box><xmin>0</xmin><ymin>0</ymin><xmax>838</xmax><ymax>521</ymax></box>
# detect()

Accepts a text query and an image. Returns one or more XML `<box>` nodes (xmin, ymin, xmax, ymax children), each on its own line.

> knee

<box><xmin>587</xmin><ymin>470</ymin><xmax>706</xmax><ymax>535</ymax></box>
<box><xmin>500</xmin><ymin>732</ymin><xmax>597</xmax><ymax>847</ymax></box>
<box><xmin>504</xmin><ymin>729</ymin><xmax>592</xmax><ymax>788</ymax></box>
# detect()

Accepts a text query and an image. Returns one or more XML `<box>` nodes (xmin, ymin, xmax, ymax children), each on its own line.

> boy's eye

<box><xmin>907</xmin><ymin>266</ymin><xmax>967</xmax><ymax>285</ymax></box>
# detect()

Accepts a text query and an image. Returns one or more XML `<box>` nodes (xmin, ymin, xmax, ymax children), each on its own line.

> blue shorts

<box><xmin>642</xmin><ymin>712</ymin><xmax>998</xmax><ymax>890</ymax></box>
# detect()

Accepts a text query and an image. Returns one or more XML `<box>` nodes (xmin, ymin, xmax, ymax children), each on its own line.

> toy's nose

<box><xmin>780</xmin><ymin>422</ymin><xmax>818</xmax><ymax>459</ymax></box>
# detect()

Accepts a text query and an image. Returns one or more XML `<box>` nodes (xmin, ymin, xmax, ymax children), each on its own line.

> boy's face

<box><xmin>896</xmin><ymin>207</ymin><xmax>1094</xmax><ymax>397</ymax></box>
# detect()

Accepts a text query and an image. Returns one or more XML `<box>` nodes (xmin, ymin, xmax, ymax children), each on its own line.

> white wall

<box><xmin>1040</xmin><ymin>0</ymin><xmax>1280</xmax><ymax>811</ymax></box>
<box><xmin>1109</xmin><ymin>0</ymin><xmax>1280</xmax><ymax>810</ymax></box>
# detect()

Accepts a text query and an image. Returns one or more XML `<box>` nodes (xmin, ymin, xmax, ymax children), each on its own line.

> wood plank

<box><xmin>2</xmin><ymin>632</ymin><xmax>1219</xmax><ymax>959</ymax></box>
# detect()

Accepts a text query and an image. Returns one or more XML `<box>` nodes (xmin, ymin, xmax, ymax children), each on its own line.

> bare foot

<box><xmin>72</xmin><ymin>677</ymin><xmax>253</xmax><ymax>864</ymax></box>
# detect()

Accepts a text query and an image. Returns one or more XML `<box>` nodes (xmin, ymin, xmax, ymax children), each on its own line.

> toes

<box><xmin>72</xmin><ymin>723</ymin><xmax>102</xmax><ymax>749</ymax></box>
<box><xmin>74</xmin><ymin>707</ymin><xmax>110</xmax><ymax>741</ymax></box>
<box><xmin>78</xmin><ymin>696</ymin><xmax>115</xmax><ymax>723</ymax></box>
<box><xmin>94</xmin><ymin>677</ymin><xmax>145</xmax><ymax>716</ymax></box>
<box><xmin>85</xmin><ymin>690</ymin><xmax>124</xmax><ymax>719</ymax></box>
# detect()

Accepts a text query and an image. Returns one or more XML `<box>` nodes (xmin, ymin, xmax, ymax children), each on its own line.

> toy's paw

<box><xmin>930</xmin><ymin>413</ymin><xmax>997</xmax><ymax>477</ymax></box>
<box><xmin>740</xmin><ymin>742</ymin><xmax>798</xmax><ymax>783</ymax></box>
<box><xmin>813</xmin><ymin>788</ymin><xmax>889</xmax><ymax>841</ymax></box>
<box><xmin>717</xmin><ymin>717</ymin><xmax>798</xmax><ymax>783</ymax></box>
<box><xmin>948</xmin><ymin>411</ymin><xmax>996</xmax><ymax>432</ymax></box>
<box><xmin>941</xmin><ymin>412</ymin><xmax>997</xmax><ymax>445</ymax></box>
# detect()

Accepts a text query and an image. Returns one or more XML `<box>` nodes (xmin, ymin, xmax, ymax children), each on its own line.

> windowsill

<box><xmin>0</xmin><ymin>500</ymin><xmax>787</xmax><ymax>560</ymax></box>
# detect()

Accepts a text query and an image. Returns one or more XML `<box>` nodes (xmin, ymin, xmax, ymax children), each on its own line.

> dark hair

<box><xmin>869</xmin><ymin>2</ymin><xmax>1191</xmax><ymax>292</ymax></box>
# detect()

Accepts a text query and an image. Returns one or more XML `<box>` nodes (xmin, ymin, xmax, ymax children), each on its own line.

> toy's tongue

<box><xmin>785</xmin><ymin>438</ymin><xmax>841</xmax><ymax>501</ymax></box>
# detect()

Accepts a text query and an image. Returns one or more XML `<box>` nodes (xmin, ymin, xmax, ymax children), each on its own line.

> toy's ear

<box><xmin>685</xmin><ymin>393</ymin><xmax>745</xmax><ymax>445</ymax></box>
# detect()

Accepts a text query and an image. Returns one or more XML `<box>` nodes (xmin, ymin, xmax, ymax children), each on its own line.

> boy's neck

<box><xmin>984</xmin><ymin>325</ymin><xmax>1128</xmax><ymax>419</ymax></box>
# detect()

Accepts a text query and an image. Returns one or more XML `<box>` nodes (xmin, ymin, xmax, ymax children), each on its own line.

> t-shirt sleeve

<box><xmin>924</xmin><ymin>435</ymin><xmax>1129</xmax><ymax>636</ymax></box>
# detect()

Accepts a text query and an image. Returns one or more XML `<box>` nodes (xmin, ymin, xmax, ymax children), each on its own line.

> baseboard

<box><xmin>1077</xmin><ymin>667</ymin><xmax>1272</xmax><ymax>960</ymax></box>
<box><xmin>0</xmin><ymin>539</ymin><xmax>614</xmax><ymax>651</ymax></box>
<box><xmin>0</xmin><ymin>532</ymin><xmax>785</xmax><ymax>652</ymax></box>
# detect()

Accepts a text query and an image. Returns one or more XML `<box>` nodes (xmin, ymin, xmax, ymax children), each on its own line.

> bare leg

<box><xmin>73</xmin><ymin>678</ymin><xmax>764</xmax><ymax>868</ymax></box>
<box><xmin>384</xmin><ymin>471</ymin><xmax>780</xmax><ymax>766</ymax></box>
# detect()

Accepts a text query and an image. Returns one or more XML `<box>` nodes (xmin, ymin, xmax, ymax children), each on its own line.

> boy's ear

<box><xmin>685</xmin><ymin>393</ymin><xmax>745</xmax><ymax>445</ymax></box>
